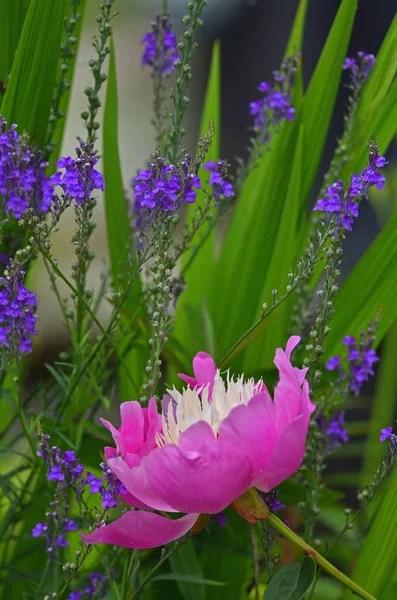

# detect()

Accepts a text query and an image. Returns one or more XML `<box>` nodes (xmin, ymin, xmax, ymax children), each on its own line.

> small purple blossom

<box><xmin>326</xmin><ymin>412</ymin><xmax>349</xmax><ymax>448</ymax></box>
<box><xmin>325</xmin><ymin>356</ymin><xmax>341</xmax><ymax>371</ymax></box>
<box><xmin>212</xmin><ymin>512</ymin><xmax>228</xmax><ymax>528</ymax></box>
<box><xmin>51</xmin><ymin>141</ymin><xmax>104</xmax><ymax>205</ymax></box>
<box><xmin>55</xmin><ymin>535</ymin><xmax>69</xmax><ymax>548</ymax></box>
<box><xmin>0</xmin><ymin>261</ymin><xmax>38</xmax><ymax>355</ymax></box>
<box><xmin>203</xmin><ymin>160</ymin><xmax>234</xmax><ymax>202</ymax></box>
<box><xmin>48</xmin><ymin>463</ymin><xmax>65</xmax><ymax>482</ymax></box>
<box><xmin>250</xmin><ymin>56</ymin><xmax>297</xmax><ymax>144</ymax></box>
<box><xmin>343</xmin><ymin>51</ymin><xmax>375</xmax><ymax>85</ymax></box>
<box><xmin>380</xmin><ymin>427</ymin><xmax>393</xmax><ymax>442</ymax></box>
<box><xmin>62</xmin><ymin>519</ymin><xmax>78</xmax><ymax>532</ymax></box>
<box><xmin>141</xmin><ymin>14</ymin><xmax>180</xmax><ymax>76</ymax></box>
<box><xmin>261</xmin><ymin>489</ymin><xmax>285</xmax><ymax>513</ymax></box>
<box><xmin>380</xmin><ymin>426</ymin><xmax>397</xmax><ymax>447</ymax></box>
<box><xmin>67</xmin><ymin>593</ymin><xmax>82</xmax><ymax>600</ymax></box>
<box><xmin>32</xmin><ymin>523</ymin><xmax>47</xmax><ymax>538</ymax></box>
<box><xmin>314</xmin><ymin>144</ymin><xmax>387</xmax><ymax>231</ymax></box>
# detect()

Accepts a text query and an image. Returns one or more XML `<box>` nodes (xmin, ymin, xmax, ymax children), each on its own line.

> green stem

<box><xmin>266</xmin><ymin>513</ymin><xmax>377</xmax><ymax>600</ymax></box>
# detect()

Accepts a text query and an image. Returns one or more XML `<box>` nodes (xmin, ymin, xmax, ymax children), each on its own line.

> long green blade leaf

<box><xmin>1</xmin><ymin>0</ymin><xmax>66</xmax><ymax>146</ymax></box>
<box><xmin>0</xmin><ymin>0</ymin><xmax>27</xmax><ymax>87</ymax></box>
<box><xmin>103</xmin><ymin>39</ymin><xmax>145</xmax><ymax>400</ymax></box>
<box><xmin>326</xmin><ymin>210</ymin><xmax>397</xmax><ymax>358</ymax></box>
<box><xmin>343</xmin><ymin>469</ymin><xmax>397</xmax><ymax>599</ymax></box>
<box><xmin>302</xmin><ymin>0</ymin><xmax>357</xmax><ymax>201</ymax></box>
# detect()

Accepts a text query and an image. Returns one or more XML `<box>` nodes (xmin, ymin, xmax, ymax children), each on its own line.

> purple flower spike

<box><xmin>141</xmin><ymin>14</ymin><xmax>180</xmax><ymax>76</ymax></box>
<box><xmin>314</xmin><ymin>144</ymin><xmax>387</xmax><ymax>232</ymax></box>
<box><xmin>51</xmin><ymin>140</ymin><xmax>104</xmax><ymax>205</ymax></box>
<box><xmin>0</xmin><ymin>262</ymin><xmax>38</xmax><ymax>355</ymax></box>
<box><xmin>343</xmin><ymin>51</ymin><xmax>375</xmax><ymax>85</ymax></box>
<box><xmin>250</xmin><ymin>56</ymin><xmax>297</xmax><ymax>144</ymax></box>
<box><xmin>133</xmin><ymin>154</ymin><xmax>201</xmax><ymax>213</ymax></box>
<box><xmin>0</xmin><ymin>116</ymin><xmax>55</xmax><ymax>219</ymax></box>
<box><xmin>203</xmin><ymin>160</ymin><xmax>234</xmax><ymax>202</ymax></box>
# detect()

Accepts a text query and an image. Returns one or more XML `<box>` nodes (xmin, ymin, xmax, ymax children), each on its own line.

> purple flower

<box><xmin>380</xmin><ymin>427</ymin><xmax>393</xmax><ymax>442</ymax></box>
<box><xmin>380</xmin><ymin>426</ymin><xmax>397</xmax><ymax>448</ymax></box>
<box><xmin>141</xmin><ymin>14</ymin><xmax>180</xmax><ymax>76</ymax></box>
<box><xmin>250</xmin><ymin>56</ymin><xmax>297</xmax><ymax>144</ymax></box>
<box><xmin>314</xmin><ymin>145</ymin><xmax>387</xmax><ymax>231</ymax></box>
<box><xmin>51</xmin><ymin>141</ymin><xmax>104</xmax><ymax>205</ymax></box>
<box><xmin>133</xmin><ymin>154</ymin><xmax>201</xmax><ymax>212</ymax></box>
<box><xmin>67</xmin><ymin>593</ymin><xmax>82</xmax><ymax>600</ymax></box>
<box><xmin>203</xmin><ymin>160</ymin><xmax>234</xmax><ymax>202</ymax></box>
<box><xmin>0</xmin><ymin>261</ymin><xmax>38</xmax><ymax>355</ymax></box>
<box><xmin>55</xmin><ymin>535</ymin><xmax>69</xmax><ymax>548</ymax></box>
<box><xmin>0</xmin><ymin>117</ymin><xmax>55</xmax><ymax>219</ymax></box>
<box><xmin>32</xmin><ymin>523</ymin><xmax>47</xmax><ymax>538</ymax></box>
<box><xmin>212</xmin><ymin>512</ymin><xmax>228</xmax><ymax>528</ymax></box>
<box><xmin>86</xmin><ymin>472</ymin><xmax>103</xmax><ymax>494</ymax></box>
<box><xmin>326</xmin><ymin>412</ymin><xmax>349</xmax><ymax>448</ymax></box>
<box><xmin>48</xmin><ymin>463</ymin><xmax>64</xmax><ymax>482</ymax></box>
<box><xmin>261</xmin><ymin>489</ymin><xmax>285</xmax><ymax>513</ymax></box>
<box><xmin>62</xmin><ymin>519</ymin><xmax>77</xmax><ymax>532</ymax></box>
<box><xmin>325</xmin><ymin>356</ymin><xmax>341</xmax><ymax>371</ymax></box>
<box><xmin>63</xmin><ymin>450</ymin><xmax>77</xmax><ymax>463</ymax></box>
<box><xmin>343</xmin><ymin>51</ymin><xmax>375</xmax><ymax>85</ymax></box>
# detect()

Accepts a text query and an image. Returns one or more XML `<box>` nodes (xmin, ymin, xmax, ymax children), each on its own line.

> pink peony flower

<box><xmin>82</xmin><ymin>336</ymin><xmax>314</xmax><ymax>549</ymax></box>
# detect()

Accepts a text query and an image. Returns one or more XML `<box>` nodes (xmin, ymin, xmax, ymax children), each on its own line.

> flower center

<box><xmin>157</xmin><ymin>370</ymin><xmax>264</xmax><ymax>446</ymax></box>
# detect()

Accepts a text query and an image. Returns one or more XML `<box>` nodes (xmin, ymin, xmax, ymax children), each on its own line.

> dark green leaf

<box><xmin>169</xmin><ymin>539</ymin><xmax>206</xmax><ymax>600</ymax></box>
<box><xmin>263</xmin><ymin>558</ymin><xmax>316</xmax><ymax>600</ymax></box>
<box><xmin>302</xmin><ymin>0</ymin><xmax>357</xmax><ymax>201</ymax></box>
<box><xmin>0</xmin><ymin>0</ymin><xmax>27</xmax><ymax>85</ymax></box>
<box><xmin>1</xmin><ymin>0</ymin><xmax>66</xmax><ymax>146</ymax></box>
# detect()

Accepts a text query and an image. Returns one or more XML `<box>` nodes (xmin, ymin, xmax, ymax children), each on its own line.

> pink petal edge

<box><xmin>81</xmin><ymin>511</ymin><xmax>199</xmax><ymax>549</ymax></box>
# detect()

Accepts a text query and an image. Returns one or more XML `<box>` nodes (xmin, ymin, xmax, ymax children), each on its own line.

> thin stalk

<box><xmin>266</xmin><ymin>513</ymin><xmax>376</xmax><ymax>600</ymax></box>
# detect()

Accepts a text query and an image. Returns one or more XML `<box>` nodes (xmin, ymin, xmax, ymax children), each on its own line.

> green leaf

<box><xmin>169</xmin><ymin>539</ymin><xmax>206</xmax><ymax>600</ymax></box>
<box><xmin>1</xmin><ymin>0</ymin><xmax>66</xmax><ymax>146</ymax></box>
<box><xmin>326</xmin><ymin>210</ymin><xmax>397</xmax><ymax>358</ymax></box>
<box><xmin>339</xmin><ymin>14</ymin><xmax>397</xmax><ymax>184</ymax></box>
<box><xmin>284</xmin><ymin>0</ymin><xmax>308</xmax><ymax>57</ymax></box>
<box><xmin>206</xmin><ymin>0</ymin><xmax>308</xmax><ymax>373</ymax></box>
<box><xmin>170</xmin><ymin>41</ymin><xmax>221</xmax><ymax>367</ymax></box>
<box><xmin>103</xmin><ymin>39</ymin><xmax>140</xmax><ymax>295</ymax></box>
<box><xmin>103</xmin><ymin>38</ymin><xmax>145</xmax><ymax>400</ymax></box>
<box><xmin>243</xmin><ymin>125</ymin><xmax>304</xmax><ymax>370</ymax></box>
<box><xmin>263</xmin><ymin>558</ymin><xmax>316</xmax><ymax>600</ymax></box>
<box><xmin>0</xmin><ymin>0</ymin><xmax>27</xmax><ymax>85</ymax></box>
<box><xmin>49</xmin><ymin>0</ymin><xmax>87</xmax><ymax>162</ymax></box>
<box><xmin>200</xmin><ymin>509</ymin><xmax>252</xmax><ymax>600</ymax></box>
<box><xmin>342</xmin><ymin>468</ymin><xmax>397</xmax><ymax>599</ymax></box>
<box><xmin>302</xmin><ymin>0</ymin><xmax>357</xmax><ymax>201</ymax></box>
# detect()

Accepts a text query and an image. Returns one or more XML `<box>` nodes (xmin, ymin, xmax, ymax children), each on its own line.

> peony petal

<box><xmin>219</xmin><ymin>393</ymin><xmax>278</xmax><ymax>487</ymax></box>
<box><xmin>192</xmin><ymin>352</ymin><xmax>217</xmax><ymax>388</ymax></box>
<box><xmin>119</xmin><ymin>401</ymin><xmax>144</xmax><ymax>454</ymax></box>
<box><xmin>108</xmin><ymin>456</ymin><xmax>178</xmax><ymax>513</ymax></box>
<box><xmin>81</xmin><ymin>511</ymin><xmax>199</xmax><ymax>549</ymax></box>
<box><xmin>101</xmin><ymin>418</ymin><xmax>124</xmax><ymax>454</ymax></box>
<box><xmin>142</xmin><ymin>422</ymin><xmax>252</xmax><ymax>513</ymax></box>
<box><xmin>257</xmin><ymin>412</ymin><xmax>310</xmax><ymax>492</ymax></box>
<box><xmin>177</xmin><ymin>374</ymin><xmax>198</xmax><ymax>388</ymax></box>
<box><xmin>119</xmin><ymin>490</ymin><xmax>153</xmax><ymax>510</ymax></box>
<box><xmin>273</xmin><ymin>337</ymin><xmax>314</xmax><ymax>431</ymax></box>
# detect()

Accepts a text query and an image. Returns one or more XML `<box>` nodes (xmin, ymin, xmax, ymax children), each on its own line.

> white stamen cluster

<box><xmin>157</xmin><ymin>370</ymin><xmax>264</xmax><ymax>446</ymax></box>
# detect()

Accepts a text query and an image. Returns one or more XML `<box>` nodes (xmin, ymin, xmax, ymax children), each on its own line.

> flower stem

<box><xmin>266</xmin><ymin>513</ymin><xmax>376</xmax><ymax>600</ymax></box>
